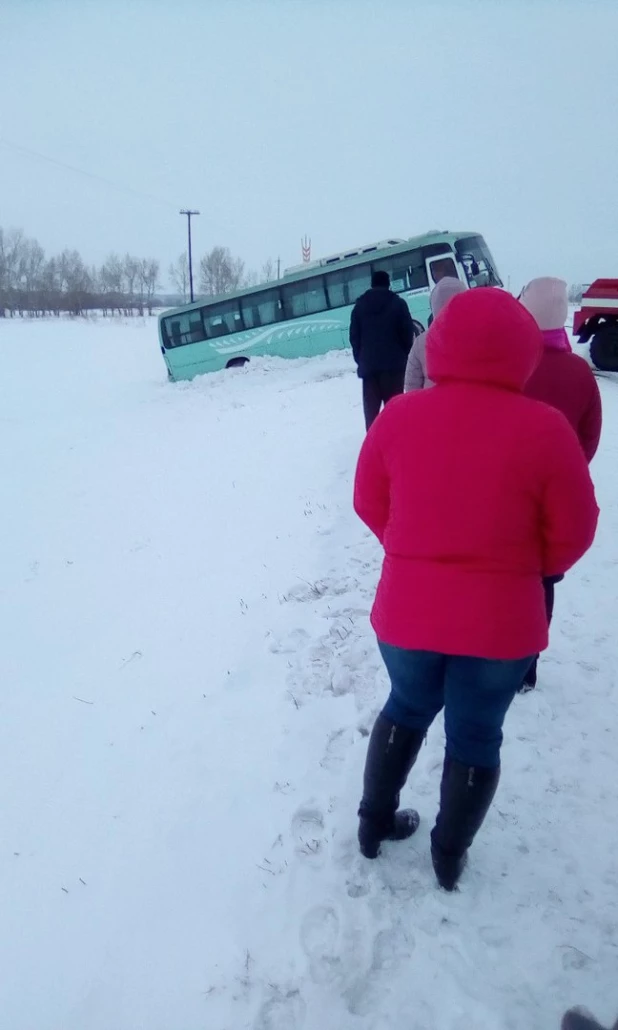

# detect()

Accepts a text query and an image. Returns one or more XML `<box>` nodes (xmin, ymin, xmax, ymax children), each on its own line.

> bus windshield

<box><xmin>455</xmin><ymin>236</ymin><xmax>502</xmax><ymax>288</ymax></box>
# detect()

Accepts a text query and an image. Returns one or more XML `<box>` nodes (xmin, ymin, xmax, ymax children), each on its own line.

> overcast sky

<box><xmin>1</xmin><ymin>0</ymin><xmax>616</xmax><ymax>291</ymax></box>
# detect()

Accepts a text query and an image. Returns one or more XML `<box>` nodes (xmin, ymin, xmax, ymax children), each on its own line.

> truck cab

<box><xmin>573</xmin><ymin>280</ymin><xmax>618</xmax><ymax>372</ymax></box>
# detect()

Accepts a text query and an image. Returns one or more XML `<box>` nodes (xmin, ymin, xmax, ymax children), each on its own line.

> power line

<box><xmin>0</xmin><ymin>136</ymin><xmax>243</xmax><ymax>241</ymax></box>
<box><xmin>0</xmin><ymin>136</ymin><xmax>179</xmax><ymax>211</ymax></box>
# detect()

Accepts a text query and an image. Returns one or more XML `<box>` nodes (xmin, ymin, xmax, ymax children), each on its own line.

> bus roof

<box><xmin>159</xmin><ymin>229</ymin><xmax>481</xmax><ymax>321</ymax></box>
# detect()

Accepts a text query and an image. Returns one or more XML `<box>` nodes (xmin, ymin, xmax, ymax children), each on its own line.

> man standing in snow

<box><xmin>350</xmin><ymin>270</ymin><xmax>415</xmax><ymax>430</ymax></box>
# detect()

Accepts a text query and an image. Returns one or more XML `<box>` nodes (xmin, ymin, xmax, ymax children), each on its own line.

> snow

<box><xmin>1</xmin><ymin>317</ymin><xmax>617</xmax><ymax>1030</ymax></box>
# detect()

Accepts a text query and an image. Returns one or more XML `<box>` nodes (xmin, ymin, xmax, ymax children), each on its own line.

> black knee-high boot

<box><xmin>358</xmin><ymin>713</ymin><xmax>424</xmax><ymax>859</ymax></box>
<box><xmin>430</xmin><ymin>755</ymin><xmax>500</xmax><ymax>890</ymax></box>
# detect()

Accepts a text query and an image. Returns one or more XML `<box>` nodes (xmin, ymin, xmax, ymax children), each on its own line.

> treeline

<box><xmin>169</xmin><ymin>247</ymin><xmax>277</xmax><ymax>301</ymax></box>
<box><xmin>0</xmin><ymin>226</ymin><xmax>160</xmax><ymax>317</ymax></box>
<box><xmin>0</xmin><ymin>225</ymin><xmax>277</xmax><ymax>318</ymax></box>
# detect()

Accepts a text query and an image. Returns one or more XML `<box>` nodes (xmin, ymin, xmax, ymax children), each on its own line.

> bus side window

<box><xmin>191</xmin><ymin>316</ymin><xmax>207</xmax><ymax>342</ymax></box>
<box><xmin>408</xmin><ymin>261</ymin><xmax>429</xmax><ymax>290</ymax></box>
<box><xmin>325</xmin><ymin>276</ymin><xmax>349</xmax><ymax>308</ymax></box>
<box><xmin>208</xmin><ymin>317</ymin><xmax>227</xmax><ymax>338</ymax></box>
<box><xmin>242</xmin><ymin>304</ymin><xmax>261</xmax><ymax>329</ymax></box>
<box><xmin>325</xmin><ymin>265</ymin><xmax>372</xmax><ymax>309</ymax></box>
<box><xmin>373</xmin><ymin>250</ymin><xmax>428</xmax><ymax>292</ymax></box>
<box><xmin>203</xmin><ymin>300</ymin><xmax>243</xmax><ymax>337</ymax></box>
<box><xmin>241</xmin><ymin>288</ymin><xmax>284</xmax><ymax>329</ymax></box>
<box><xmin>371</xmin><ymin>259</ymin><xmax>410</xmax><ymax>293</ymax></box>
<box><xmin>282</xmin><ymin>277</ymin><xmax>328</xmax><ymax>319</ymax></box>
<box><xmin>163</xmin><ymin>312</ymin><xmax>206</xmax><ymax>347</ymax></box>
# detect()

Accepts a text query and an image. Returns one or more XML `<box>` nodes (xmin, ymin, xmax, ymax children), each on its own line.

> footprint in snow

<box><xmin>253</xmin><ymin>988</ymin><xmax>306</xmax><ymax>1030</ymax></box>
<box><xmin>283</xmin><ymin>577</ymin><xmax>355</xmax><ymax>603</ymax></box>
<box><xmin>291</xmin><ymin>804</ymin><xmax>326</xmax><ymax>861</ymax></box>
<box><xmin>320</xmin><ymin>727</ymin><xmax>353</xmax><ymax>770</ymax></box>
<box><xmin>299</xmin><ymin>905</ymin><xmax>343</xmax><ymax>985</ymax></box>
<box><xmin>268</xmin><ymin>628</ymin><xmax>311</xmax><ymax>654</ymax></box>
<box><xmin>371</xmin><ymin>923</ymin><xmax>416</xmax><ymax>971</ymax></box>
<box><xmin>344</xmin><ymin>922</ymin><xmax>415</xmax><ymax>1017</ymax></box>
<box><xmin>347</xmin><ymin>880</ymin><xmax>370</xmax><ymax>899</ymax></box>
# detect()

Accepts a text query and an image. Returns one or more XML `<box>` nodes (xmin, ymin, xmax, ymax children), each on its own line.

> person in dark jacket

<box><xmin>562</xmin><ymin>1009</ymin><xmax>618</xmax><ymax>1030</ymax></box>
<box><xmin>519</xmin><ymin>277</ymin><xmax>603</xmax><ymax>691</ymax></box>
<box><xmin>349</xmin><ymin>270</ymin><xmax>415</xmax><ymax>430</ymax></box>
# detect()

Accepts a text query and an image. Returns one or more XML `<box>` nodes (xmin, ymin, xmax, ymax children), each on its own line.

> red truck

<box><xmin>573</xmin><ymin>279</ymin><xmax>618</xmax><ymax>372</ymax></box>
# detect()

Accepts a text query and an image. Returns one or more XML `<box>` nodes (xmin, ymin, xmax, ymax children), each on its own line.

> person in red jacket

<box><xmin>519</xmin><ymin>277</ymin><xmax>603</xmax><ymax>690</ymax></box>
<box><xmin>353</xmin><ymin>288</ymin><xmax>598</xmax><ymax>890</ymax></box>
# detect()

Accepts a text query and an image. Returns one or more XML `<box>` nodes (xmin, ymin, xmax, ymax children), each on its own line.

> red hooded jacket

<box><xmin>520</xmin><ymin>277</ymin><xmax>602</xmax><ymax>462</ymax></box>
<box><xmin>354</xmin><ymin>289</ymin><xmax>599</xmax><ymax>660</ymax></box>
<box><xmin>524</xmin><ymin>350</ymin><xmax>602</xmax><ymax>462</ymax></box>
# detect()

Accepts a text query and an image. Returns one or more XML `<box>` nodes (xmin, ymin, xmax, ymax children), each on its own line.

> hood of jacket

<box><xmin>520</xmin><ymin>277</ymin><xmax>568</xmax><ymax>331</ymax></box>
<box><xmin>430</xmin><ymin>276</ymin><xmax>467</xmax><ymax>317</ymax></box>
<box><xmin>426</xmin><ymin>287</ymin><xmax>543</xmax><ymax>391</ymax></box>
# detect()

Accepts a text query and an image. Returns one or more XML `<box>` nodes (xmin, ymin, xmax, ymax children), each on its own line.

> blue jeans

<box><xmin>379</xmin><ymin>642</ymin><xmax>533</xmax><ymax>768</ymax></box>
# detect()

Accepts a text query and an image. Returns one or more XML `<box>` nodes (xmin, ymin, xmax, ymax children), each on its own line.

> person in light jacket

<box><xmin>404</xmin><ymin>277</ymin><xmax>467</xmax><ymax>391</ymax></box>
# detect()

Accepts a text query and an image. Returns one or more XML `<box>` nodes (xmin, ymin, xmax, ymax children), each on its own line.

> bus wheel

<box><xmin>412</xmin><ymin>319</ymin><xmax>424</xmax><ymax>338</ymax></box>
<box><xmin>590</xmin><ymin>323</ymin><xmax>618</xmax><ymax>372</ymax></box>
<box><xmin>226</xmin><ymin>357</ymin><xmax>250</xmax><ymax>369</ymax></box>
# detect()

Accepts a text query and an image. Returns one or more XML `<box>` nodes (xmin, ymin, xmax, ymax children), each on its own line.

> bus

<box><xmin>158</xmin><ymin>230</ymin><xmax>502</xmax><ymax>382</ymax></box>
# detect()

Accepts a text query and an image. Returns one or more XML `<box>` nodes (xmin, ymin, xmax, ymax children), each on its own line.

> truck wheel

<box><xmin>590</xmin><ymin>324</ymin><xmax>618</xmax><ymax>372</ymax></box>
<box><xmin>226</xmin><ymin>357</ymin><xmax>249</xmax><ymax>369</ymax></box>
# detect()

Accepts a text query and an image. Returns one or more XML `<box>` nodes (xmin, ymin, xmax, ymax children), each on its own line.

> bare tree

<box><xmin>169</xmin><ymin>252</ymin><xmax>189</xmax><ymax>301</ymax></box>
<box><xmin>99</xmin><ymin>253</ymin><xmax>124</xmax><ymax>315</ymax></box>
<box><xmin>139</xmin><ymin>259</ymin><xmax>160</xmax><ymax>315</ymax></box>
<box><xmin>0</xmin><ymin>227</ymin><xmax>26</xmax><ymax>316</ymax></box>
<box><xmin>40</xmin><ymin>257</ymin><xmax>60</xmax><ymax>316</ymax></box>
<box><xmin>57</xmin><ymin>249</ymin><xmax>91</xmax><ymax>315</ymax></box>
<box><xmin>123</xmin><ymin>255</ymin><xmax>141</xmax><ymax>314</ymax></box>
<box><xmin>21</xmin><ymin>238</ymin><xmax>46</xmax><ymax>315</ymax></box>
<box><xmin>199</xmin><ymin>245</ymin><xmax>247</xmax><ymax>296</ymax></box>
<box><xmin>260</xmin><ymin>258</ymin><xmax>276</xmax><ymax>283</ymax></box>
<box><xmin>568</xmin><ymin>283</ymin><xmax>584</xmax><ymax>304</ymax></box>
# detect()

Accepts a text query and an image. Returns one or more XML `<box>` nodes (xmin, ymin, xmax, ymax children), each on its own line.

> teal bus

<box><xmin>158</xmin><ymin>230</ymin><xmax>502</xmax><ymax>381</ymax></box>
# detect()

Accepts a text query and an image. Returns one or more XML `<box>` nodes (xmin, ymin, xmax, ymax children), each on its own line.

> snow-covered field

<box><xmin>1</xmin><ymin>318</ymin><xmax>617</xmax><ymax>1030</ymax></box>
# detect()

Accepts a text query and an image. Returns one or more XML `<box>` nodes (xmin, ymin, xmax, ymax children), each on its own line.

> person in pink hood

<box><xmin>353</xmin><ymin>288</ymin><xmax>598</xmax><ymax>890</ymax></box>
<box><xmin>519</xmin><ymin>277</ymin><xmax>603</xmax><ymax>690</ymax></box>
<box><xmin>521</xmin><ymin>277</ymin><xmax>602</xmax><ymax>461</ymax></box>
<box><xmin>404</xmin><ymin>276</ymin><xmax>467</xmax><ymax>391</ymax></box>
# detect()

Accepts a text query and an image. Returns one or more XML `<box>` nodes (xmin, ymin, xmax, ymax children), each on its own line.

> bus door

<box><xmin>425</xmin><ymin>251</ymin><xmax>466</xmax><ymax>289</ymax></box>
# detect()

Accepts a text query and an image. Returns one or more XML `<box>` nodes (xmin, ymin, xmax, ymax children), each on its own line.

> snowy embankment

<box><xmin>0</xmin><ymin>319</ymin><xmax>617</xmax><ymax>1030</ymax></box>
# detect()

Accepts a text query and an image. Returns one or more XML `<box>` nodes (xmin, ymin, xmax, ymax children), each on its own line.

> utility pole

<box><xmin>277</xmin><ymin>256</ymin><xmax>281</xmax><ymax>280</ymax></box>
<box><xmin>180</xmin><ymin>209</ymin><xmax>200</xmax><ymax>303</ymax></box>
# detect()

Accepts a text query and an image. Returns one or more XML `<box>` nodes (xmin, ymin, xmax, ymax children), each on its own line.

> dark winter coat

<box><xmin>349</xmin><ymin>288</ymin><xmax>415</xmax><ymax>378</ymax></box>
